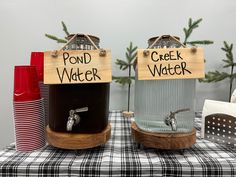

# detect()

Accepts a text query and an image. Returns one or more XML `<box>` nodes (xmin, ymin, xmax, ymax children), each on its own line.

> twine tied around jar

<box><xmin>143</xmin><ymin>35</ymin><xmax>197</xmax><ymax>57</ymax></box>
<box><xmin>51</xmin><ymin>33</ymin><xmax>106</xmax><ymax>57</ymax></box>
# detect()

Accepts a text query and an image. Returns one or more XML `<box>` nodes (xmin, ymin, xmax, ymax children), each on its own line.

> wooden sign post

<box><xmin>137</xmin><ymin>48</ymin><xmax>205</xmax><ymax>80</ymax></box>
<box><xmin>44</xmin><ymin>50</ymin><xmax>112</xmax><ymax>84</ymax></box>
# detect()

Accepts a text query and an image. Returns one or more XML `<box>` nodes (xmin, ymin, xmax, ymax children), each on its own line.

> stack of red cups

<box><xmin>30</xmin><ymin>52</ymin><xmax>49</xmax><ymax>126</ymax></box>
<box><xmin>13</xmin><ymin>66</ymin><xmax>46</xmax><ymax>152</ymax></box>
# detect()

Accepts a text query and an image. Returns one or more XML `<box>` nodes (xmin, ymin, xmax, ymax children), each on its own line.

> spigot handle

<box><xmin>66</xmin><ymin>107</ymin><xmax>88</xmax><ymax>131</ymax></box>
<box><xmin>75</xmin><ymin>107</ymin><xmax>88</xmax><ymax>113</ymax></box>
<box><xmin>165</xmin><ymin>108</ymin><xmax>190</xmax><ymax>131</ymax></box>
<box><xmin>172</xmin><ymin>108</ymin><xmax>190</xmax><ymax>115</ymax></box>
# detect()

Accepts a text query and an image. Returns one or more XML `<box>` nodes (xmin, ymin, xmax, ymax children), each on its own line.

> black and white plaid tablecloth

<box><xmin>0</xmin><ymin>111</ymin><xmax>235</xmax><ymax>177</ymax></box>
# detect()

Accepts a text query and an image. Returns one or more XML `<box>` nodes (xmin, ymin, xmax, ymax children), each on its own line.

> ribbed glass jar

<box><xmin>134</xmin><ymin>35</ymin><xmax>196</xmax><ymax>133</ymax></box>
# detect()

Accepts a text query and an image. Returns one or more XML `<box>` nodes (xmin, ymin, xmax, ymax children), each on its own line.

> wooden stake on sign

<box><xmin>131</xmin><ymin>122</ymin><xmax>196</xmax><ymax>149</ymax></box>
<box><xmin>44</xmin><ymin>50</ymin><xmax>112</xmax><ymax>84</ymax></box>
<box><xmin>137</xmin><ymin>48</ymin><xmax>205</xmax><ymax>80</ymax></box>
<box><xmin>46</xmin><ymin>124</ymin><xmax>111</xmax><ymax>149</ymax></box>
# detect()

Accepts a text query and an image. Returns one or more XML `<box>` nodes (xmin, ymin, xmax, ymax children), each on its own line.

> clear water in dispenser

<box><xmin>134</xmin><ymin>35</ymin><xmax>196</xmax><ymax>133</ymax></box>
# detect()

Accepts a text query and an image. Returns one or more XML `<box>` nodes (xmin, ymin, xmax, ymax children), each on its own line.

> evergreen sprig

<box><xmin>112</xmin><ymin>76</ymin><xmax>135</xmax><ymax>85</ymax></box>
<box><xmin>45</xmin><ymin>21</ymin><xmax>70</xmax><ymax>43</ymax></box>
<box><xmin>201</xmin><ymin>71</ymin><xmax>230</xmax><ymax>82</ymax></box>
<box><xmin>45</xmin><ymin>34</ymin><xmax>67</xmax><ymax>43</ymax></box>
<box><xmin>200</xmin><ymin>41</ymin><xmax>235</xmax><ymax>101</ymax></box>
<box><xmin>186</xmin><ymin>40</ymin><xmax>214</xmax><ymax>46</ymax></box>
<box><xmin>113</xmin><ymin>42</ymin><xmax>137</xmax><ymax>112</ymax></box>
<box><xmin>115</xmin><ymin>59</ymin><xmax>129</xmax><ymax>71</ymax></box>
<box><xmin>113</xmin><ymin>42</ymin><xmax>137</xmax><ymax>86</ymax></box>
<box><xmin>62</xmin><ymin>21</ymin><xmax>70</xmax><ymax>36</ymax></box>
<box><xmin>183</xmin><ymin>18</ymin><xmax>214</xmax><ymax>46</ymax></box>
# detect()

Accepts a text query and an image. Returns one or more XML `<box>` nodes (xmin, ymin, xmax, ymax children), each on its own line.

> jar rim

<box><xmin>66</xmin><ymin>34</ymin><xmax>100</xmax><ymax>43</ymax></box>
<box><xmin>148</xmin><ymin>35</ymin><xmax>180</xmax><ymax>44</ymax></box>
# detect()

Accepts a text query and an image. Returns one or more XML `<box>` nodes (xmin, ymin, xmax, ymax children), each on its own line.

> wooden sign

<box><xmin>137</xmin><ymin>48</ymin><xmax>205</xmax><ymax>80</ymax></box>
<box><xmin>44</xmin><ymin>50</ymin><xmax>112</xmax><ymax>84</ymax></box>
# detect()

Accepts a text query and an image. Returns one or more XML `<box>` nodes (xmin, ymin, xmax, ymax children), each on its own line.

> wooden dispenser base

<box><xmin>131</xmin><ymin>122</ymin><xmax>196</xmax><ymax>150</ymax></box>
<box><xmin>46</xmin><ymin>124</ymin><xmax>111</xmax><ymax>150</ymax></box>
<box><xmin>122</xmin><ymin>111</ymin><xmax>134</xmax><ymax>118</ymax></box>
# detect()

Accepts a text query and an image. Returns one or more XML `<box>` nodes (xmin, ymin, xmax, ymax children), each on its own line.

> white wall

<box><xmin>0</xmin><ymin>0</ymin><xmax>235</xmax><ymax>149</ymax></box>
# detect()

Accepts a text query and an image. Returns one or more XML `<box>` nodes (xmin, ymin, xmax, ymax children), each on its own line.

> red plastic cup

<box><xmin>14</xmin><ymin>66</ymin><xmax>41</xmax><ymax>101</ymax></box>
<box><xmin>30</xmin><ymin>52</ymin><xmax>49</xmax><ymax>126</ymax></box>
<box><xmin>30</xmin><ymin>52</ymin><xmax>44</xmax><ymax>81</ymax></box>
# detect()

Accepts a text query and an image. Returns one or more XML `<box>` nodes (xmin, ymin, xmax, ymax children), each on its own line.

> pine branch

<box><xmin>183</xmin><ymin>18</ymin><xmax>213</xmax><ymax>46</ymax></box>
<box><xmin>201</xmin><ymin>71</ymin><xmax>230</xmax><ymax>83</ymax></box>
<box><xmin>115</xmin><ymin>42</ymin><xmax>137</xmax><ymax>74</ymax></box>
<box><xmin>221</xmin><ymin>41</ymin><xmax>234</xmax><ymax>68</ymax></box>
<box><xmin>125</xmin><ymin>43</ymin><xmax>137</xmax><ymax>63</ymax></box>
<box><xmin>45</xmin><ymin>21</ymin><xmax>71</xmax><ymax>43</ymax></box>
<box><xmin>232</xmin><ymin>73</ymin><xmax>236</xmax><ymax>80</ymax></box>
<box><xmin>131</xmin><ymin>46</ymin><xmax>138</xmax><ymax>54</ymax></box>
<box><xmin>115</xmin><ymin>59</ymin><xmax>129</xmax><ymax>70</ymax></box>
<box><xmin>183</xmin><ymin>18</ymin><xmax>202</xmax><ymax>45</ymax></box>
<box><xmin>191</xmin><ymin>18</ymin><xmax>202</xmax><ymax>29</ymax></box>
<box><xmin>126</xmin><ymin>51</ymin><xmax>137</xmax><ymax>63</ymax></box>
<box><xmin>61</xmin><ymin>21</ymin><xmax>70</xmax><ymax>36</ymax></box>
<box><xmin>186</xmin><ymin>40</ymin><xmax>214</xmax><ymax>46</ymax></box>
<box><xmin>200</xmin><ymin>41</ymin><xmax>235</xmax><ymax>101</ymax></box>
<box><xmin>112</xmin><ymin>76</ymin><xmax>135</xmax><ymax>86</ymax></box>
<box><xmin>45</xmin><ymin>34</ymin><xmax>67</xmax><ymax>43</ymax></box>
<box><xmin>113</xmin><ymin>42</ymin><xmax>137</xmax><ymax>111</ymax></box>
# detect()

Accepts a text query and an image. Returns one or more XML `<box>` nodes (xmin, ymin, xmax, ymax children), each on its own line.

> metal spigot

<box><xmin>164</xmin><ymin>108</ymin><xmax>190</xmax><ymax>131</ymax></box>
<box><xmin>66</xmin><ymin>107</ymin><xmax>88</xmax><ymax>131</ymax></box>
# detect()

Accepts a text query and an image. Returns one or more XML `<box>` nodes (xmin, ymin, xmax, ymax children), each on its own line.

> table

<box><xmin>0</xmin><ymin>111</ymin><xmax>235</xmax><ymax>176</ymax></box>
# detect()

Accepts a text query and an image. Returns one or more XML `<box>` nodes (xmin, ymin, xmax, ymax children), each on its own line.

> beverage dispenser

<box><xmin>132</xmin><ymin>35</ymin><xmax>205</xmax><ymax>149</ymax></box>
<box><xmin>44</xmin><ymin>34</ymin><xmax>112</xmax><ymax>149</ymax></box>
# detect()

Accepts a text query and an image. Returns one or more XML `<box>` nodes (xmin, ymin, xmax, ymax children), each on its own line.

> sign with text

<box><xmin>44</xmin><ymin>50</ymin><xmax>112</xmax><ymax>84</ymax></box>
<box><xmin>137</xmin><ymin>48</ymin><xmax>205</xmax><ymax>80</ymax></box>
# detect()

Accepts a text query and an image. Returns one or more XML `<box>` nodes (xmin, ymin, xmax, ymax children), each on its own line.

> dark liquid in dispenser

<box><xmin>49</xmin><ymin>83</ymin><xmax>110</xmax><ymax>133</ymax></box>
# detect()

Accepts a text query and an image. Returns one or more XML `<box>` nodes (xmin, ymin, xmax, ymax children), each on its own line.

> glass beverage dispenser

<box><xmin>48</xmin><ymin>34</ymin><xmax>110</xmax><ymax>134</ymax></box>
<box><xmin>134</xmin><ymin>35</ymin><xmax>196</xmax><ymax>133</ymax></box>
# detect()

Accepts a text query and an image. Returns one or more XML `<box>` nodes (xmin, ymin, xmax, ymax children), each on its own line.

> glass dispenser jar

<box><xmin>48</xmin><ymin>34</ymin><xmax>110</xmax><ymax>133</ymax></box>
<box><xmin>134</xmin><ymin>35</ymin><xmax>196</xmax><ymax>133</ymax></box>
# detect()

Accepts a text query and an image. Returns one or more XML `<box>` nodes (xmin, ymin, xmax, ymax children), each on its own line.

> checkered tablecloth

<box><xmin>0</xmin><ymin>111</ymin><xmax>235</xmax><ymax>177</ymax></box>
